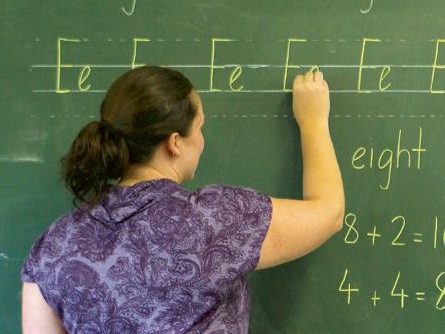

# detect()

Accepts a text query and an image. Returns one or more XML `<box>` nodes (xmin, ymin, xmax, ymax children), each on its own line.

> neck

<box><xmin>119</xmin><ymin>163</ymin><xmax>181</xmax><ymax>186</ymax></box>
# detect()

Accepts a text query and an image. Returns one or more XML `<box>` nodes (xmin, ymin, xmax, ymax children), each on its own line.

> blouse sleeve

<box><xmin>21</xmin><ymin>216</ymin><xmax>68</xmax><ymax>283</ymax></box>
<box><xmin>21</xmin><ymin>230</ymin><xmax>48</xmax><ymax>283</ymax></box>
<box><xmin>192</xmin><ymin>184</ymin><xmax>272</xmax><ymax>276</ymax></box>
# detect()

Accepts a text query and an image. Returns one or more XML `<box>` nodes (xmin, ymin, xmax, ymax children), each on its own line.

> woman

<box><xmin>21</xmin><ymin>66</ymin><xmax>344</xmax><ymax>333</ymax></box>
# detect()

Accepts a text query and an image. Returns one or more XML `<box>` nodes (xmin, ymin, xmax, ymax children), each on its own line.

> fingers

<box><xmin>304</xmin><ymin>70</ymin><xmax>323</xmax><ymax>83</ymax></box>
<box><xmin>293</xmin><ymin>70</ymin><xmax>328</xmax><ymax>90</ymax></box>
<box><xmin>294</xmin><ymin>73</ymin><xmax>304</xmax><ymax>85</ymax></box>
<box><xmin>313</xmin><ymin>70</ymin><xmax>324</xmax><ymax>82</ymax></box>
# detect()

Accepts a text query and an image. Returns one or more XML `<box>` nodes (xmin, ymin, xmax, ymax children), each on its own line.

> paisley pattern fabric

<box><xmin>22</xmin><ymin>179</ymin><xmax>272</xmax><ymax>333</ymax></box>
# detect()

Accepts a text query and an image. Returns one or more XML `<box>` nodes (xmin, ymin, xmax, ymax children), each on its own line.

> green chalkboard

<box><xmin>2</xmin><ymin>1</ymin><xmax>445</xmax><ymax>333</ymax></box>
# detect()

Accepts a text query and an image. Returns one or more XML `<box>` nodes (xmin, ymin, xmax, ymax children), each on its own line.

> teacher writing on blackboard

<box><xmin>21</xmin><ymin>66</ymin><xmax>344</xmax><ymax>333</ymax></box>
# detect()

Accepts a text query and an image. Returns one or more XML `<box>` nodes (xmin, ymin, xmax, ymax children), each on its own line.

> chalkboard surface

<box><xmin>2</xmin><ymin>1</ymin><xmax>445</xmax><ymax>333</ymax></box>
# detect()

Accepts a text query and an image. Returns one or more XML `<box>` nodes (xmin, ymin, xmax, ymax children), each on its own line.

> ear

<box><xmin>166</xmin><ymin>132</ymin><xmax>181</xmax><ymax>158</ymax></box>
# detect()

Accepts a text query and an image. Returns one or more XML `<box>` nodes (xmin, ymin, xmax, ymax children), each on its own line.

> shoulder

<box><xmin>25</xmin><ymin>210</ymin><xmax>80</xmax><ymax>253</ymax></box>
<box><xmin>29</xmin><ymin>212</ymin><xmax>74</xmax><ymax>249</ymax></box>
<box><xmin>191</xmin><ymin>184</ymin><xmax>272</xmax><ymax>209</ymax></box>
<box><xmin>185</xmin><ymin>184</ymin><xmax>272</xmax><ymax>232</ymax></box>
<box><xmin>21</xmin><ymin>211</ymin><xmax>76</xmax><ymax>282</ymax></box>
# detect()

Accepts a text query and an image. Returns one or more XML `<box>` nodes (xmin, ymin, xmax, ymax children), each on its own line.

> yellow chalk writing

<box><xmin>350</xmin><ymin>127</ymin><xmax>425</xmax><ymax>190</ymax></box>
<box><xmin>357</xmin><ymin>38</ymin><xmax>381</xmax><ymax>93</ymax></box>
<box><xmin>78</xmin><ymin>66</ymin><xmax>91</xmax><ymax>92</ymax></box>
<box><xmin>56</xmin><ymin>37</ymin><xmax>80</xmax><ymax>94</ymax></box>
<box><xmin>430</xmin><ymin>39</ymin><xmax>445</xmax><ymax>94</ymax></box>
<box><xmin>283</xmin><ymin>38</ymin><xmax>307</xmax><ymax>91</ymax></box>
<box><xmin>131</xmin><ymin>38</ymin><xmax>150</xmax><ymax>69</ymax></box>
<box><xmin>379</xmin><ymin>65</ymin><xmax>391</xmax><ymax>91</ymax></box>
<box><xmin>229</xmin><ymin>66</ymin><xmax>244</xmax><ymax>92</ymax></box>
<box><xmin>39</xmin><ymin>37</ymin><xmax>445</xmax><ymax>95</ymax></box>
<box><xmin>209</xmin><ymin>38</ymin><xmax>233</xmax><ymax>92</ymax></box>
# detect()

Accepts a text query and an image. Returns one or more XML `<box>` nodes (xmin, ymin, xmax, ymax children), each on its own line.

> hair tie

<box><xmin>99</xmin><ymin>119</ymin><xmax>124</xmax><ymax>140</ymax></box>
<box><xmin>99</xmin><ymin>119</ymin><xmax>113</xmax><ymax>128</ymax></box>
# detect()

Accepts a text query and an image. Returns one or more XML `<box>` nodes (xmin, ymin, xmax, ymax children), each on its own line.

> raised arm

<box><xmin>256</xmin><ymin>71</ymin><xmax>345</xmax><ymax>270</ymax></box>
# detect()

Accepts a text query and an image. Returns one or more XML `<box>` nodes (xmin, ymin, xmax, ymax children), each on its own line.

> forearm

<box><xmin>300</xmin><ymin>123</ymin><xmax>344</xmax><ymax>221</ymax></box>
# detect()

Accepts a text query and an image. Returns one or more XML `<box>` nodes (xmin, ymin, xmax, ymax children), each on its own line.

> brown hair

<box><xmin>61</xmin><ymin>66</ymin><xmax>196</xmax><ymax>205</ymax></box>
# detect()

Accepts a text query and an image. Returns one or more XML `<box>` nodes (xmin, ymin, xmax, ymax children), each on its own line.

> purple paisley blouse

<box><xmin>21</xmin><ymin>179</ymin><xmax>272</xmax><ymax>333</ymax></box>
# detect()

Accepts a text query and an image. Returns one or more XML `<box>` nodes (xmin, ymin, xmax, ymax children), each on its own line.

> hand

<box><xmin>292</xmin><ymin>71</ymin><xmax>330</xmax><ymax>129</ymax></box>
